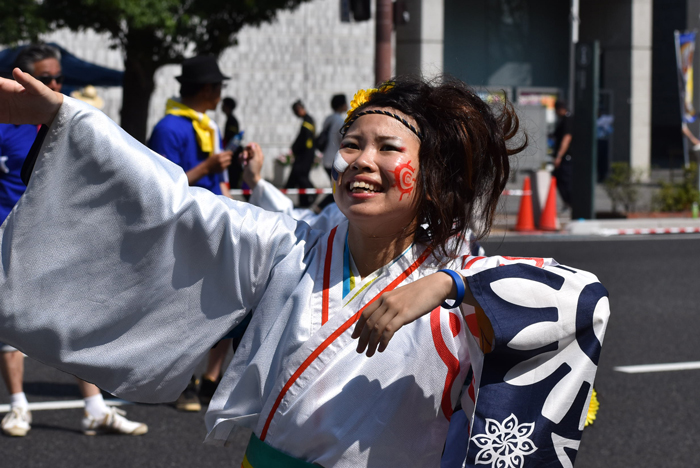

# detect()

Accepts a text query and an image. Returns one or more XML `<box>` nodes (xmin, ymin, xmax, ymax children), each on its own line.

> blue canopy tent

<box><xmin>0</xmin><ymin>42</ymin><xmax>123</xmax><ymax>94</ymax></box>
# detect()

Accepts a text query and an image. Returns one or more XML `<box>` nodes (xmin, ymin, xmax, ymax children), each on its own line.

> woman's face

<box><xmin>334</xmin><ymin>108</ymin><xmax>422</xmax><ymax>236</ymax></box>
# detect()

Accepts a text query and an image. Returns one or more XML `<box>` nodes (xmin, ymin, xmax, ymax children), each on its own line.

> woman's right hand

<box><xmin>0</xmin><ymin>69</ymin><xmax>63</xmax><ymax>126</ymax></box>
<box><xmin>241</xmin><ymin>142</ymin><xmax>264</xmax><ymax>188</ymax></box>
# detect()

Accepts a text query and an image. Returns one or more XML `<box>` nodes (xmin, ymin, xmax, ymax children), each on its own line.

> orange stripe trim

<box><xmin>321</xmin><ymin>227</ymin><xmax>338</xmax><ymax>325</ymax></box>
<box><xmin>501</xmin><ymin>256</ymin><xmax>545</xmax><ymax>268</ymax></box>
<box><xmin>260</xmin><ymin>247</ymin><xmax>432</xmax><ymax>441</ymax></box>
<box><xmin>464</xmin><ymin>256</ymin><xmax>485</xmax><ymax>269</ymax></box>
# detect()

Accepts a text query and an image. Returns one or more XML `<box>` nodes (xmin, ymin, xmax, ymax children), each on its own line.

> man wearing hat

<box><xmin>149</xmin><ymin>55</ymin><xmax>232</xmax><ymax>197</ymax></box>
<box><xmin>148</xmin><ymin>55</ymin><xmax>233</xmax><ymax>412</ymax></box>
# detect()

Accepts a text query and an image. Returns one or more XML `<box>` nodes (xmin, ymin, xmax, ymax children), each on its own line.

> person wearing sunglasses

<box><xmin>0</xmin><ymin>43</ymin><xmax>148</xmax><ymax>438</ymax></box>
<box><xmin>13</xmin><ymin>44</ymin><xmax>64</xmax><ymax>92</ymax></box>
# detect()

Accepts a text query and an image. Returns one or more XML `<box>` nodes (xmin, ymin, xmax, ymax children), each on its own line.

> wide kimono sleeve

<box><xmin>447</xmin><ymin>256</ymin><xmax>610</xmax><ymax>468</ymax></box>
<box><xmin>0</xmin><ymin>97</ymin><xmax>315</xmax><ymax>404</ymax></box>
<box><xmin>248</xmin><ymin>179</ymin><xmax>294</xmax><ymax>214</ymax></box>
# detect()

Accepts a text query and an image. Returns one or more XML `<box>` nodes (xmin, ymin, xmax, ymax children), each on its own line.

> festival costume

<box><xmin>0</xmin><ymin>123</ymin><xmax>38</xmax><ymax>353</ymax></box>
<box><xmin>0</xmin><ymin>98</ymin><xmax>609</xmax><ymax>467</ymax></box>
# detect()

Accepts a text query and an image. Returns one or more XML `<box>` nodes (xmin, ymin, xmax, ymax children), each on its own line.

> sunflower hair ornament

<box><xmin>341</xmin><ymin>83</ymin><xmax>423</xmax><ymax>141</ymax></box>
<box><xmin>346</xmin><ymin>82</ymin><xmax>395</xmax><ymax>119</ymax></box>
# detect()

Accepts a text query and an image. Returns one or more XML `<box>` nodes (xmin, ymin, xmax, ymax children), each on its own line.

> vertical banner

<box><xmin>675</xmin><ymin>30</ymin><xmax>697</xmax><ymax>167</ymax></box>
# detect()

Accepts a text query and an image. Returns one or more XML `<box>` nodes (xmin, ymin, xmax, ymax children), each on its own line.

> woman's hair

<box><xmin>347</xmin><ymin>76</ymin><xmax>526</xmax><ymax>259</ymax></box>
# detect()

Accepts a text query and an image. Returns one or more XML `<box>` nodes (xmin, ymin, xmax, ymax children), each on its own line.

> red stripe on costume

<box><xmin>260</xmin><ymin>247</ymin><xmax>433</xmax><ymax>441</ymax></box>
<box><xmin>501</xmin><ymin>256</ymin><xmax>545</xmax><ymax>268</ymax></box>
<box><xmin>321</xmin><ymin>227</ymin><xmax>338</xmax><ymax>325</ymax></box>
<box><xmin>465</xmin><ymin>314</ymin><xmax>479</xmax><ymax>340</ymax></box>
<box><xmin>464</xmin><ymin>256</ymin><xmax>485</xmax><ymax>269</ymax></box>
<box><xmin>467</xmin><ymin>377</ymin><xmax>475</xmax><ymax>402</ymax></box>
<box><xmin>430</xmin><ymin>308</ymin><xmax>460</xmax><ymax>421</ymax></box>
<box><xmin>449</xmin><ymin>313</ymin><xmax>461</xmax><ymax>338</ymax></box>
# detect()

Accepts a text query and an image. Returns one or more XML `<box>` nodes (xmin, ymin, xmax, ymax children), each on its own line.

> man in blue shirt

<box><xmin>0</xmin><ymin>124</ymin><xmax>37</xmax><ymax>222</ymax></box>
<box><xmin>148</xmin><ymin>55</ymin><xmax>233</xmax><ymax>411</ymax></box>
<box><xmin>149</xmin><ymin>55</ymin><xmax>232</xmax><ymax>196</ymax></box>
<box><xmin>1</xmin><ymin>44</ymin><xmax>147</xmax><ymax>438</ymax></box>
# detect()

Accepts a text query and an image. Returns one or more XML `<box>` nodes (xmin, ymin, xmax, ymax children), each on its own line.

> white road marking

<box><xmin>614</xmin><ymin>361</ymin><xmax>700</xmax><ymax>374</ymax></box>
<box><xmin>0</xmin><ymin>398</ymin><xmax>134</xmax><ymax>413</ymax></box>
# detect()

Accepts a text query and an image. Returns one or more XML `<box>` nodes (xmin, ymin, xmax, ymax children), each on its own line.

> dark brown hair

<box><xmin>347</xmin><ymin>76</ymin><xmax>526</xmax><ymax>259</ymax></box>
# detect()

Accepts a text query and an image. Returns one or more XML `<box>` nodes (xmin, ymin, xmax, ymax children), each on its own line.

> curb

<box><xmin>598</xmin><ymin>226</ymin><xmax>700</xmax><ymax>236</ymax></box>
<box><xmin>566</xmin><ymin>218</ymin><xmax>700</xmax><ymax>236</ymax></box>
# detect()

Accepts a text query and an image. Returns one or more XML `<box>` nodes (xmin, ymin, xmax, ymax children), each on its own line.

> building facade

<box><xmin>33</xmin><ymin>0</ymin><xmax>376</xmax><ymax>184</ymax></box>
<box><xmin>398</xmin><ymin>0</ymin><xmax>700</xmax><ymax>174</ymax></box>
<box><xmin>7</xmin><ymin>0</ymin><xmax>700</xmax><ymax>180</ymax></box>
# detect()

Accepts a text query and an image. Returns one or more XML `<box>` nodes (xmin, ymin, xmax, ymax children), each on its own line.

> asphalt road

<box><xmin>2</xmin><ymin>235</ymin><xmax>699</xmax><ymax>467</ymax></box>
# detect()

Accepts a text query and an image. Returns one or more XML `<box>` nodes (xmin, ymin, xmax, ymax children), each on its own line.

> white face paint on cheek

<box><xmin>333</xmin><ymin>151</ymin><xmax>349</xmax><ymax>172</ymax></box>
<box><xmin>331</xmin><ymin>151</ymin><xmax>350</xmax><ymax>181</ymax></box>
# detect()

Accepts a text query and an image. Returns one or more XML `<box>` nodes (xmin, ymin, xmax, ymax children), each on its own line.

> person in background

<box><xmin>148</xmin><ymin>55</ymin><xmax>233</xmax><ymax>411</ymax></box>
<box><xmin>552</xmin><ymin>99</ymin><xmax>573</xmax><ymax>210</ymax></box>
<box><xmin>70</xmin><ymin>85</ymin><xmax>104</xmax><ymax>110</ymax></box>
<box><xmin>149</xmin><ymin>55</ymin><xmax>232</xmax><ymax>198</ymax></box>
<box><xmin>222</xmin><ymin>97</ymin><xmax>244</xmax><ymax>190</ymax></box>
<box><xmin>682</xmin><ymin>123</ymin><xmax>700</xmax><ymax>152</ymax></box>
<box><xmin>222</xmin><ymin>97</ymin><xmax>240</xmax><ymax>147</ymax></box>
<box><xmin>317</xmin><ymin>94</ymin><xmax>348</xmax><ymax>210</ymax></box>
<box><xmin>320</xmin><ymin>94</ymin><xmax>348</xmax><ymax>178</ymax></box>
<box><xmin>0</xmin><ymin>43</ymin><xmax>147</xmax><ymax>437</ymax></box>
<box><xmin>286</xmin><ymin>99</ymin><xmax>316</xmax><ymax>207</ymax></box>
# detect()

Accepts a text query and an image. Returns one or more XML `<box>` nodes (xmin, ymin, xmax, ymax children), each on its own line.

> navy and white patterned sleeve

<box><xmin>445</xmin><ymin>256</ymin><xmax>610</xmax><ymax>468</ymax></box>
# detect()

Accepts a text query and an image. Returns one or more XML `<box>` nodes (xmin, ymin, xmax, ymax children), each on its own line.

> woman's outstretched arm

<box><xmin>0</xmin><ymin>94</ymin><xmax>315</xmax><ymax>404</ymax></box>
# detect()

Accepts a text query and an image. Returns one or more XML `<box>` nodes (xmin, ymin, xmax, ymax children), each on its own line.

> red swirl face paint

<box><xmin>393</xmin><ymin>159</ymin><xmax>416</xmax><ymax>201</ymax></box>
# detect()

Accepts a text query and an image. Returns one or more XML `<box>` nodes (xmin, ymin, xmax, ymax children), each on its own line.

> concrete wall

<box><xmin>36</xmin><ymin>0</ymin><xmax>376</xmax><ymax>184</ymax></box>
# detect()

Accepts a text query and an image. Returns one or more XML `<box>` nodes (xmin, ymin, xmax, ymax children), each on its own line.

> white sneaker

<box><xmin>81</xmin><ymin>407</ymin><xmax>148</xmax><ymax>436</ymax></box>
<box><xmin>1</xmin><ymin>406</ymin><xmax>32</xmax><ymax>437</ymax></box>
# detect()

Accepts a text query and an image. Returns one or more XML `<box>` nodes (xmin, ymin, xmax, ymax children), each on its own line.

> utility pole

<box><xmin>375</xmin><ymin>0</ymin><xmax>393</xmax><ymax>84</ymax></box>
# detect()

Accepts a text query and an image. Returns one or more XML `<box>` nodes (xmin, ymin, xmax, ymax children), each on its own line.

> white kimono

<box><xmin>0</xmin><ymin>98</ymin><xmax>609</xmax><ymax>468</ymax></box>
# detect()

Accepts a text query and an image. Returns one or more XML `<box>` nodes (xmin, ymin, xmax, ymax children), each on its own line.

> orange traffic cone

<box><xmin>514</xmin><ymin>176</ymin><xmax>535</xmax><ymax>232</ymax></box>
<box><xmin>540</xmin><ymin>176</ymin><xmax>560</xmax><ymax>231</ymax></box>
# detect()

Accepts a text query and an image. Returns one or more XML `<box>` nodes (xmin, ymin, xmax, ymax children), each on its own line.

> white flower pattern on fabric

<box><xmin>472</xmin><ymin>414</ymin><xmax>538</xmax><ymax>468</ymax></box>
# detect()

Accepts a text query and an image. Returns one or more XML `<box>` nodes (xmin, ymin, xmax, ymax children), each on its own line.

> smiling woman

<box><xmin>0</xmin><ymin>71</ymin><xmax>609</xmax><ymax>468</ymax></box>
<box><xmin>335</xmin><ymin>79</ymin><xmax>524</xmax><ymax>264</ymax></box>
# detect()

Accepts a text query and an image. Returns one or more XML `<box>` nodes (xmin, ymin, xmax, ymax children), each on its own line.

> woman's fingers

<box><xmin>364</xmin><ymin>309</ymin><xmax>399</xmax><ymax>357</ymax></box>
<box><xmin>13</xmin><ymin>68</ymin><xmax>44</xmax><ymax>95</ymax></box>
<box><xmin>0</xmin><ymin>76</ymin><xmax>24</xmax><ymax>94</ymax></box>
<box><xmin>353</xmin><ymin>294</ymin><xmax>407</xmax><ymax>357</ymax></box>
<box><xmin>0</xmin><ymin>68</ymin><xmax>63</xmax><ymax>126</ymax></box>
<box><xmin>351</xmin><ymin>300</ymin><xmax>378</xmax><ymax>339</ymax></box>
<box><xmin>376</xmin><ymin>317</ymin><xmax>402</xmax><ymax>353</ymax></box>
<box><xmin>354</xmin><ymin>300</ymin><xmax>384</xmax><ymax>353</ymax></box>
